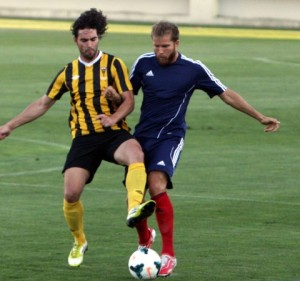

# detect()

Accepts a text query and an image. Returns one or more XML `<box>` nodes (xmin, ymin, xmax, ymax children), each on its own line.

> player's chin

<box><xmin>157</xmin><ymin>57</ymin><xmax>169</xmax><ymax>65</ymax></box>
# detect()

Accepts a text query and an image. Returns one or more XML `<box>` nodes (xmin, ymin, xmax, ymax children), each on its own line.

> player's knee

<box><xmin>134</xmin><ymin>148</ymin><xmax>144</xmax><ymax>162</ymax></box>
<box><xmin>148</xmin><ymin>186</ymin><xmax>167</xmax><ymax>197</ymax></box>
<box><xmin>127</xmin><ymin>143</ymin><xmax>145</xmax><ymax>162</ymax></box>
<box><xmin>64</xmin><ymin>187</ymin><xmax>82</xmax><ymax>203</ymax></box>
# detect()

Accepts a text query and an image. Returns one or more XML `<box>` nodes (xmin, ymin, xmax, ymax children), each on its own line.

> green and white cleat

<box><xmin>68</xmin><ymin>241</ymin><xmax>88</xmax><ymax>267</ymax></box>
<box><xmin>126</xmin><ymin>200</ymin><xmax>156</xmax><ymax>228</ymax></box>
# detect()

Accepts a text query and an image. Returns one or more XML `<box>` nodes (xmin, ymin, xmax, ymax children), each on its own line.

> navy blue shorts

<box><xmin>63</xmin><ymin>130</ymin><xmax>134</xmax><ymax>184</ymax></box>
<box><xmin>136</xmin><ymin>136</ymin><xmax>184</xmax><ymax>189</ymax></box>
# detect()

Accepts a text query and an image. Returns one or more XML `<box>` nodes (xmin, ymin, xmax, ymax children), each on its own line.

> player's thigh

<box><xmin>145</xmin><ymin>137</ymin><xmax>184</xmax><ymax>175</ymax></box>
<box><xmin>114</xmin><ymin>138</ymin><xmax>144</xmax><ymax>166</ymax></box>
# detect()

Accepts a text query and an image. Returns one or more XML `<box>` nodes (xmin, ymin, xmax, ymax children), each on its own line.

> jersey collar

<box><xmin>78</xmin><ymin>51</ymin><xmax>102</xmax><ymax>66</ymax></box>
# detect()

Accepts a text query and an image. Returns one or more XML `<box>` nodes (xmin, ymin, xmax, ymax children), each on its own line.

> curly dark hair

<box><xmin>71</xmin><ymin>8</ymin><xmax>108</xmax><ymax>38</ymax></box>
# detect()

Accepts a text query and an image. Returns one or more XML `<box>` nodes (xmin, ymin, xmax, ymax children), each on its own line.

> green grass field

<box><xmin>0</xmin><ymin>22</ymin><xmax>300</xmax><ymax>281</ymax></box>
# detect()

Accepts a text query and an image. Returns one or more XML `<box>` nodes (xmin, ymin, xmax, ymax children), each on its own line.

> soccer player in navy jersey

<box><xmin>108</xmin><ymin>20</ymin><xmax>280</xmax><ymax>277</ymax></box>
<box><xmin>0</xmin><ymin>9</ymin><xmax>156</xmax><ymax>267</ymax></box>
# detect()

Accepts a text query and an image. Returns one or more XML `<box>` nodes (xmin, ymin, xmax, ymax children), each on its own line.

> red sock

<box><xmin>136</xmin><ymin>218</ymin><xmax>150</xmax><ymax>245</ymax></box>
<box><xmin>153</xmin><ymin>192</ymin><xmax>175</xmax><ymax>257</ymax></box>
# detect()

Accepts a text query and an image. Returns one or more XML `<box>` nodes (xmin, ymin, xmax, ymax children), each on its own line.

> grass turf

<box><xmin>0</xmin><ymin>26</ymin><xmax>299</xmax><ymax>281</ymax></box>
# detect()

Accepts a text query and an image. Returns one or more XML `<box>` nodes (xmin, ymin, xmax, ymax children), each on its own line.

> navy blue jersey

<box><xmin>130</xmin><ymin>52</ymin><xmax>227</xmax><ymax>139</ymax></box>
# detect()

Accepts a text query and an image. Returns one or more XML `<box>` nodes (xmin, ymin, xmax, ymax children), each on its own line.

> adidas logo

<box><xmin>157</xmin><ymin>161</ymin><xmax>165</xmax><ymax>166</ymax></box>
<box><xmin>146</xmin><ymin>70</ymin><xmax>154</xmax><ymax>76</ymax></box>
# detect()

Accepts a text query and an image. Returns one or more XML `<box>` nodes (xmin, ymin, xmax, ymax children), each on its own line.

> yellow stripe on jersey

<box><xmin>46</xmin><ymin>52</ymin><xmax>132</xmax><ymax>138</ymax></box>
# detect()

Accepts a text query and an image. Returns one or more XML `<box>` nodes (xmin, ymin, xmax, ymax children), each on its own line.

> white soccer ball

<box><xmin>128</xmin><ymin>248</ymin><xmax>161</xmax><ymax>279</ymax></box>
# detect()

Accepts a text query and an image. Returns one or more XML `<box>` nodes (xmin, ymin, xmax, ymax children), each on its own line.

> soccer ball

<box><xmin>128</xmin><ymin>248</ymin><xmax>161</xmax><ymax>279</ymax></box>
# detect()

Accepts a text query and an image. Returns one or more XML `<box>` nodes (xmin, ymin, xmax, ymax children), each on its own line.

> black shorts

<box><xmin>63</xmin><ymin>130</ymin><xmax>134</xmax><ymax>184</ymax></box>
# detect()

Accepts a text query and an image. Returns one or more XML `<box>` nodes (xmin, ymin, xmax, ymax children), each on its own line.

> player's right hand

<box><xmin>0</xmin><ymin>125</ymin><xmax>11</xmax><ymax>140</ymax></box>
<box><xmin>260</xmin><ymin>116</ymin><xmax>280</xmax><ymax>132</ymax></box>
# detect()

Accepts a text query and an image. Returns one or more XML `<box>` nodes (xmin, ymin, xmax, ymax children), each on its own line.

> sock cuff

<box><xmin>63</xmin><ymin>199</ymin><xmax>80</xmax><ymax>209</ymax></box>
<box><xmin>151</xmin><ymin>192</ymin><xmax>167</xmax><ymax>201</ymax></box>
<box><xmin>128</xmin><ymin>162</ymin><xmax>145</xmax><ymax>171</ymax></box>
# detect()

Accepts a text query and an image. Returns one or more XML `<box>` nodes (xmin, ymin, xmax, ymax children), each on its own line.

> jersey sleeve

<box><xmin>111</xmin><ymin>57</ymin><xmax>133</xmax><ymax>95</ymax></box>
<box><xmin>46</xmin><ymin>67</ymin><xmax>69</xmax><ymax>100</ymax></box>
<box><xmin>130</xmin><ymin>57</ymin><xmax>143</xmax><ymax>95</ymax></box>
<box><xmin>195</xmin><ymin>60</ymin><xmax>227</xmax><ymax>98</ymax></box>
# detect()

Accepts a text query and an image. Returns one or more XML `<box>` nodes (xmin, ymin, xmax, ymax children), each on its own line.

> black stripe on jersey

<box><xmin>106</xmin><ymin>54</ymin><xmax>114</xmax><ymax>86</ymax></box>
<box><xmin>65</xmin><ymin>64</ymin><xmax>76</xmax><ymax>133</ymax></box>
<box><xmin>111</xmin><ymin>58</ymin><xmax>129</xmax><ymax>130</ymax></box>
<box><xmin>94</xmin><ymin>60</ymin><xmax>114</xmax><ymax>134</ymax></box>
<box><xmin>46</xmin><ymin>67</ymin><xmax>69</xmax><ymax>100</ymax></box>
<box><xmin>106</xmin><ymin>55</ymin><xmax>116</xmax><ymax>115</ymax></box>
<box><xmin>78</xmin><ymin>61</ymin><xmax>95</xmax><ymax>135</ymax></box>
<box><xmin>103</xmin><ymin>56</ymin><xmax>114</xmax><ymax>132</ymax></box>
<box><xmin>65</xmin><ymin>63</ymin><xmax>73</xmax><ymax>93</ymax></box>
<box><xmin>92</xmin><ymin>60</ymin><xmax>102</xmax><ymax>115</ymax></box>
<box><xmin>92</xmin><ymin>59</ymin><xmax>112</xmax><ymax>132</ymax></box>
<box><xmin>113</xmin><ymin>59</ymin><xmax>128</xmax><ymax>91</ymax></box>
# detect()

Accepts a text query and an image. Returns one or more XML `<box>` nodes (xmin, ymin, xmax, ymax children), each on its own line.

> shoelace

<box><xmin>70</xmin><ymin>244</ymin><xmax>81</xmax><ymax>257</ymax></box>
<box><xmin>161</xmin><ymin>256</ymin><xmax>168</xmax><ymax>266</ymax></box>
<box><xmin>161</xmin><ymin>255</ymin><xmax>176</xmax><ymax>267</ymax></box>
<box><xmin>128</xmin><ymin>206</ymin><xmax>138</xmax><ymax>215</ymax></box>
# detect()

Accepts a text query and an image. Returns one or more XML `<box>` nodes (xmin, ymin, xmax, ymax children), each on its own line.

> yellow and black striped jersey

<box><xmin>46</xmin><ymin>51</ymin><xmax>132</xmax><ymax>139</ymax></box>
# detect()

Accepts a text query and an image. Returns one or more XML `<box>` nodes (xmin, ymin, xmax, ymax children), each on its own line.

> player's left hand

<box><xmin>104</xmin><ymin>86</ymin><xmax>122</xmax><ymax>105</ymax></box>
<box><xmin>96</xmin><ymin>114</ymin><xmax>116</xmax><ymax>127</ymax></box>
<box><xmin>260</xmin><ymin>116</ymin><xmax>280</xmax><ymax>132</ymax></box>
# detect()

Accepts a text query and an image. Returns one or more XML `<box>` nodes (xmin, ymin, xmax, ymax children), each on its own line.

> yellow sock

<box><xmin>125</xmin><ymin>162</ymin><xmax>147</xmax><ymax>211</ymax></box>
<box><xmin>63</xmin><ymin>199</ymin><xmax>86</xmax><ymax>245</ymax></box>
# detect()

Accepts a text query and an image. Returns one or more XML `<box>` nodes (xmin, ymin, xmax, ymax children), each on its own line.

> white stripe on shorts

<box><xmin>171</xmin><ymin>138</ymin><xmax>184</xmax><ymax>168</ymax></box>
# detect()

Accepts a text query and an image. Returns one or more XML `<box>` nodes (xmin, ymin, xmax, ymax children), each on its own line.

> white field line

<box><xmin>10</xmin><ymin>136</ymin><xmax>69</xmax><ymax>150</ymax></box>
<box><xmin>2</xmin><ymin>137</ymin><xmax>298</xmax><ymax>207</ymax></box>
<box><xmin>1</xmin><ymin>181</ymin><xmax>299</xmax><ymax>207</ymax></box>
<box><xmin>0</xmin><ymin>137</ymin><xmax>67</xmax><ymax>177</ymax></box>
<box><xmin>252</xmin><ymin>57</ymin><xmax>300</xmax><ymax>67</ymax></box>
<box><xmin>0</xmin><ymin>167</ymin><xmax>61</xmax><ymax>177</ymax></box>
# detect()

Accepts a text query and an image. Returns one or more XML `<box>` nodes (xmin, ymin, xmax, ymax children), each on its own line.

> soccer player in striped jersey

<box><xmin>128</xmin><ymin>21</ymin><xmax>280</xmax><ymax>276</ymax></box>
<box><xmin>0</xmin><ymin>9</ymin><xmax>156</xmax><ymax>267</ymax></box>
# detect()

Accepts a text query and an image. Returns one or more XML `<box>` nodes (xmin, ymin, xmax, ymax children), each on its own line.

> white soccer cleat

<box><xmin>158</xmin><ymin>254</ymin><xmax>177</xmax><ymax>277</ymax></box>
<box><xmin>68</xmin><ymin>241</ymin><xmax>88</xmax><ymax>267</ymax></box>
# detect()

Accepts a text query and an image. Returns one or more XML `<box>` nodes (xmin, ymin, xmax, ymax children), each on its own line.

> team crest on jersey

<box><xmin>101</xmin><ymin>67</ymin><xmax>108</xmax><ymax>80</ymax></box>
